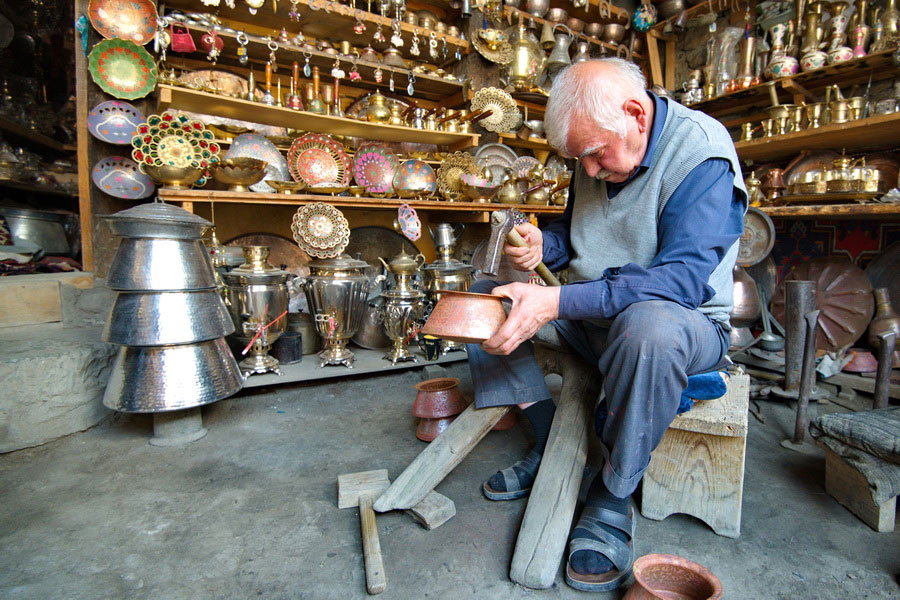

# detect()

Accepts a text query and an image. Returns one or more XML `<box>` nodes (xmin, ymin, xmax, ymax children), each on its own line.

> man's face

<box><xmin>565</xmin><ymin>106</ymin><xmax>647</xmax><ymax>184</ymax></box>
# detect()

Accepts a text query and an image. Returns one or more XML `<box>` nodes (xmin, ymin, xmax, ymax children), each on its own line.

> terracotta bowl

<box><xmin>842</xmin><ymin>348</ymin><xmax>877</xmax><ymax>373</ymax></box>
<box><xmin>416</xmin><ymin>416</ymin><xmax>455</xmax><ymax>442</ymax></box>
<box><xmin>421</xmin><ymin>291</ymin><xmax>507</xmax><ymax>344</ymax></box>
<box><xmin>412</xmin><ymin>377</ymin><xmax>467</xmax><ymax>418</ymax></box>
<box><xmin>623</xmin><ymin>554</ymin><xmax>723</xmax><ymax>600</ymax></box>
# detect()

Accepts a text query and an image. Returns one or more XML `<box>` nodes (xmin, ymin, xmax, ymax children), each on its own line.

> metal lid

<box><xmin>307</xmin><ymin>255</ymin><xmax>369</xmax><ymax>271</ymax></box>
<box><xmin>422</xmin><ymin>258</ymin><xmax>474</xmax><ymax>274</ymax></box>
<box><xmin>105</xmin><ymin>201</ymin><xmax>211</xmax><ymax>227</ymax></box>
<box><xmin>221</xmin><ymin>246</ymin><xmax>291</xmax><ymax>284</ymax></box>
<box><xmin>381</xmin><ymin>288</ymin><xmax>425</xmax><ymax>300</ymax></box>
<box><xmin>0</xmin><ymin>206</ymin><xmax>71</xmax><ymax>223</ymax></box>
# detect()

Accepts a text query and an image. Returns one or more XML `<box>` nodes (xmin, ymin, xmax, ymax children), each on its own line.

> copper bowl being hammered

<box><xmin>420</xmin><ymin>291</ymin><xmax>506</xmax><ymax>343</ymax></box>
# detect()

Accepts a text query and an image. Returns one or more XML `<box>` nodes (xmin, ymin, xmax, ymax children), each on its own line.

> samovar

<box><xmin>221</xmin><ymin>246</ymin><xmax>294</xmax><ymax>376</ymax></box>
<box><xmin>300</xmin><ymin>255</ymin><xmax>374</xmax><ymax>368</ymax></box>
<box><xmin>421</xmin><ymin>224</ymin><xmax>475</xmax><ymax>353</ymax></box>
<box><xmin>378</xmin><ymin>248</ymin><xmax>427</xmax><ymax>364</ymax></box>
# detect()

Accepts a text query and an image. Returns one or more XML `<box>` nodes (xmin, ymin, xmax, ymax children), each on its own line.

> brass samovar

<box><xmin>379</xmin><ymin>248</ymin><xmax>426</xmax><ymax>365</ymax></box>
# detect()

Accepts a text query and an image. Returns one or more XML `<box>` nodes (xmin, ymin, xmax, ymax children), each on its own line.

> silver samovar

<box><xmin>421</xmin><ymin>223</ymin><xmax>474</xmax><ymax>353</ymax></box>
<box><xmin>299</xmin><ymin>255</ymin><xmax>374</xmax><ymax>368</ymax></box>
<box><xmin>221</xmin><ymin>246</ymin><xmax>293</xmax><ymax>377</ymax></box>
<box><xmin>378</xmin><ymin>248</ymin><xmax>426</xmax><ymax>365</ymax></box>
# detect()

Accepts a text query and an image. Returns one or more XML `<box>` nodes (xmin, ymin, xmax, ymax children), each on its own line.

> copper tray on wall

<box><xmin>770</xmin><ymin>257</ymin><xmax>875</xmax><ymax>352</ymax></box>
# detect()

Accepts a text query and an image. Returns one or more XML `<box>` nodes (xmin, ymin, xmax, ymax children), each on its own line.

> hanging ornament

<box><xmin>201</xmin><ymin>27</ymin><xmax>224</xmax><ymax>63</ymax></box>
<box><xmin>353</xmin><ymin>10</ymin><xmax>367</xmax><ymax>34</ymax></box>
<box><xmin>349</xmin><ymin>51</ymin><xmax>362</xmax><ymax>81</ymax></box>
<box><xmin>389</xmin><ymin>70</ymin><xmax>395</xmax><ymax>92</ymax></box>
<box><xmin>374</xmin><ymin>63</ymin><xmax>383</xmax><ymax>83</ymax></box>
<box><xmin>246</xmin><ymin>0</ymin><xmax>265</xmax><ymax>15</ymax></box>
<box><xmin>390</xmin><ymin>9</ymin><xmax>404</xmax><ymax>47</ymax></box>
<box><xmin>288</xmin><ymin>0</ymin><xmax>301</xmax><ymax>21</ymax></box>
<box><xmin>278</xmin><ymin>28</ymin><xmax>290</xmax><ymax>44</ymax></box>
<box><xmin>429</xmin><ymin>32</ymin><xmax>439</xmax><ymax>59</ymax></box>
<box><xmin>331</xmin><ymin>57</ymin><xmax>345</xmax><ymax>79</ymax></box>
<box><xmin>268</xmin><ymin>39</ymin><xmax>279</xmax><ymax>72</ymax></box>
<box><xmin>410</xmin><ymin>30</ymin><xmax>420</xmax><ymax>55</ymax></box>
<box><xmin>407</xmin><ymin>72</ymin><xmax>415</xmax><ymax>96</ymax></box>
<box><xmin>303</xmin><ymin>51</ymin><xmax>312</xmax><ymax>77</ymax></box>
<box><xmin>236</xmin><ymin>31</ymin><xmax>249</xmax><ymax>64</ymax></box>
<box><xmin>442</xmin><ymin>36</ymin><xmax>448</xmax><ymax>59</ymax></box>
<box><xmin>374</xmin><ymin>23</ymin><xmax>385</xmax><ymax>43</ymax></box>
<box><xmin>155</xmin><ymin>17</ymin><xmax>171</xmax><ymax>63</ymax></box>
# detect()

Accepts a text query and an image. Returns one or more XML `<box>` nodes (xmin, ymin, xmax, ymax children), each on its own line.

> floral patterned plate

<box><xmin>88</xmin><ymin>0</ymin><xmax>157</xmax><ymax>45</ymax></box>
<box><xmin>353</xmin><ymin>143</ymin><xmax>400</xmax><ymax>194</ymax></box>
<box><xmin>131</xmin><ymin>111</ymin><xmax>220</xmax><ymax>186</ymax></box>
<box><xmin>88</xmin><ymin>38</ymin><xmax>157</xmax><ymax>100</ymax></box>
<box><xmin>287</xmin><ymin>133</ymin><xmax>351</xmax><ymax>188</ymax></box>
<box><xmin>291</xmin><ymin>202</ymin><xmax>351</xmax><ymax>259</ymax></box>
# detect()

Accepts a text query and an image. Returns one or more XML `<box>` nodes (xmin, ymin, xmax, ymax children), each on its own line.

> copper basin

<box><xmin>623</xmin><ymin>554</ymin><xmax>723</xmax><ymax>600</ymax></box>
<box><xmin>420</xmin><ymin>291</ymin><xmax>507</xmax><ymax>344</ymax></box>
<box><xmin>412</xmin><ymin>377</ymin><xmax>467</xmax><ymax>418</ymax></box>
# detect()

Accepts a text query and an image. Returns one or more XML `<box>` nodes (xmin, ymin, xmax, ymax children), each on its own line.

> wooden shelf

<box><xmin>735</xmin><ymin>112</ymin><xmax>900</xmax><ymax>162</ymax></box>
<box><xmin>759</xmin><ymin>202</ymin><xmax>900</xmax><ymax>219</ymax></box>
<box><xmin>650</xmin><ymin>0</ymin><xmax>717</xmax><ymax>32</ymax></box>
<box><xmin>164</xmin><ymin>0</ymin><xmax>468</xmax><ymax>64</ymax></box>
<box><xmin>498</xmin><ymin>132</ymin><xmax>552</xmax><ymax>151</ymax></box>
<box><xmin>171</xmin><ymin>22</ymin><xmax>464</xmax><ymax>102</ymax></box>
<box><xmin>157</xmin><ymin>84</ymin><xmax>480</xmax><ymax>149</ymax></box>
<box><xmin>692</xmin><ymin>50</ymin><xmax>899</xmax><ymax>119</ymax></box>
<box><xmin>158</xmin><ymin>188</ymin><xmax>567</xmax><ymax>216</ymax></box>
<box><xmin>545</xmin><ymin>0</ymin><xmax>630</xmax><ymax>28</ymax></box>
<box><xmin>0</xmin><ymin>178</ymin><xmax>77</xmax><ymax>197</ymax></box>
<box><xmin>0</xmin><ymin>116</ymin><xmax>76</xmax><ymax>153</ymax></box>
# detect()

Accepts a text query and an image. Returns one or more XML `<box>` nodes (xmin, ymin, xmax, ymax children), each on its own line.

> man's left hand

<box><xmin>481</xmin><ymin>282</ymin><xmax>561</xmax><ymax>355</ymax></box>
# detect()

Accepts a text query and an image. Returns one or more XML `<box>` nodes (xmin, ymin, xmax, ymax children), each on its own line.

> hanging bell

<box><xmin>546</xmin><ymin>24</ymin><xmax>573</xmax><ymax>73</ymax></box>
<box><xmin>540</xmin><ymin>21</ymin><xmax>555</xmax><ymax>50</ymax></box>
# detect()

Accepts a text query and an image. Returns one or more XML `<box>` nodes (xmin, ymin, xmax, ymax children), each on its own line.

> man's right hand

<box><xmin>503</xmin><ymin>223</ymin><xmax>543</xmax><ymax>272</ymax></box>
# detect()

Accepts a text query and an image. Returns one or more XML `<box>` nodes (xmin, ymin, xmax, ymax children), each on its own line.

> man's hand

<box><xmin>503</xmin><ymin>223</ymin><xmax>543</xmax><ymax>272</ymax></box>
<box><xmin>482</xmin><ymin>282</ymin><xmax>560</xmax><ymax>355</ymax></box>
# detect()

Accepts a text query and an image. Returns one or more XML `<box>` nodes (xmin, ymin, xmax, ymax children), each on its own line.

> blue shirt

<box><xmin>542</xmin><ymin>92</ymin><xmax>745</xmax><ymax>321</ymax></box>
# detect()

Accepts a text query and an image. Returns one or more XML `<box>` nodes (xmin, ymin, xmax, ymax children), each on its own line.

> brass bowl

<box><xmin>477</xmin><ymin>28</ymin><xmax>508</xmax><ymax>50</ymax></box>
<box><xmin>584</xmin><ymin>22</ymin><xmax>604</xmax><ymax>38</ymax></box>
<box><xmin>211</xmin><ymin>157</ymin><xmax>267</xmax><ymax>192</ymax></box>
<box><xmin>142</xmin><ymin>165</ymin><xmax>204</xmax><ymax>190</ymax></box>
<box><xmin>396</xmin><ymin>186</ymin><xmax>434</xmax><ymax>199</ymax></box>
<box><xmin>266</xmin><ymin>179</ymin><xmax>307</xmax><ymax>194</ymax></box>
<box><xmin>462</xmin><ymin>181</ymin><xmax>500</xmax><ymax>203</ymax></box>
<box><xmin>348</xmin><ymin>185</ymin><xmax>366</xmax><ymax>197</ymax></box>
<box><xmin>547</xmin><ymin>7</ymin><xmax>568</xmax><ymax>22</ymax></box>
<box><xmin>308</xmin><ymin>183</ymin><xmax>350</xmax><ymax>195</ymax></box>
<box><xmin>421</xmin><ymin>291</ymin><xmax>507</xmax><ymax>343</ymax></box>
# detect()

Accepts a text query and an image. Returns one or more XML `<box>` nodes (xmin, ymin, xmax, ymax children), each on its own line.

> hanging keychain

<box><xmin>202</xmin><ymin>25</ymin><xmax>223</xmax><ymax>63</ymax></box>
<box><xmin>373</xmin><ymin>59</ymin><xmax>383</xmax><ymax>83</ymax></box>
<box><xmin>348</xmin><ymin>51</ymin><xmax>362</xmax><ymax>81</ymax></box>
<box><xmin>331</xmin><ymin>56</ymin><xmax>345</xmax><ymax>79</ymax></box>
<box><xmin>390</xmin><ymin>7</ymin><xmax>403</xmax><ymax>47</ymax></box>
<box><xmin>353</xmin><ymin>9</ymin><xmax>366</xmax><ymax>34</ymax></box>
<box><xmin>429</xmin><ymin>32</ymin><xmax>439</xmax><ymax>59</ymax></box>
<box><xmin>410</xmin><ymin>30</ymin><xmax>420</xmax><ymax>55</ymax></box>
<box><xmin>236</xmin><ymin>31</ymin><xmax>249</xmax><ymax>64</ymax></box>
<box><xmin>441</xmin><ymin>36</ymin><xmax>448</xmax><ymax>59</ymax></box>
<box><xmin>154</xmin><ymin>17</ymin><xmax>170</xmax><ymax>63</ymax></box>
<box><xmin>268</xmin><ymin>39</ymin><xmax>279</xmax><ymax>72</ymax></box>
<box><xmin>278</xmin><ymin>28</ymin><xmax>290</xmax><ymax>44</ymax></box>
<box><xmin>302</xmin><ymin>51</ymin><xmax>312</xmax><ymax>77</ymax></box>
<box><xmin>406</xmin><ymin>72</ymin><xmax>415</xmax><ymax>95</ymax></box>
<box><xmin>246</xmin><ymin>0</ymin><xmax>265</xmax><ymax>15</ymax></box>
<box><xmin>389</xmin><ymin>70</ymin><xmax>395</xmax><ymax>92</ymax></box>
<box><xmin>288</xmin><ymin>0</ymin><xmax>301</xmax><ymax>21</ymax></box>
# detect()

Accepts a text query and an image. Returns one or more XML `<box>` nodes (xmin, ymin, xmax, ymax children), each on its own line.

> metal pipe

<box><xmin>784</xmin><ymin>280</ymin><xmax>817</xmax><ymax>392</ymax></box>
<box><xmin>873</xmin><ymin>331</ymin><xmax>896</xmax><ymax>409</ymax></box>
<box><xmin>793</xmin><ymin>309</ymin><xmax>820</xmax><ymax>444</ymax></box>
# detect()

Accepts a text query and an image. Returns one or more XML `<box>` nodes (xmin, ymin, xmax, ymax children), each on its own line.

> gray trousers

<box><xmin>467</xmin><ymin>280</ymin><xmax>729</xmax><ymax>498</ymax></box>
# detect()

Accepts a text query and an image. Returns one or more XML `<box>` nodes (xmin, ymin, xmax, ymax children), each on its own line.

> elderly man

<box><xmin>466</xmin><ymin>58</ymin><xmax>747</xmax><ymax>592</ymax></box>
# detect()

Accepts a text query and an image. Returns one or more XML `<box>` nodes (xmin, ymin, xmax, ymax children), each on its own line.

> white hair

<box><xmin>544</xmin><ymin>58</ymin><xmax>647</xmax><ymax>157</ymax></box>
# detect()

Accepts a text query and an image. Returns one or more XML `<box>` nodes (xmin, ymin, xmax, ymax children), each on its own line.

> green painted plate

<box><xmin>88</xmin><ymin>38</ymin><xmax>157</xmax><ymax>100</ymax></box>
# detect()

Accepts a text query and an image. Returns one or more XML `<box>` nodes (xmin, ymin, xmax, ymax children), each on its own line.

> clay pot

<box><xmin>492</xmin><ymin>410</ymin><xmax>517</xmax><ymax>431</ymax></box>
<box><xmin>416</xmin><ymin>416</ymin><xmax>455</xmax><ymax>442</ymax></box>
<box><xmin>421</xmin><ymin>291</ymin><xmax>507</xmax><ymax>343</ymax></box>
<box><xmin>623</xmin><ymin>554</ymin><xmax>723</xmax><ymax>600</ymax></box>
<box><xmin>412</xmin><ymin>377</ymin><xmax>467</xmax><ymax>418</ymax></box>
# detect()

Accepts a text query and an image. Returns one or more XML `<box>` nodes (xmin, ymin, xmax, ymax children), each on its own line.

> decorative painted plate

<box><xmin>397</xmin><ymin>204</ymin><xmax>422</xmax><ymax>242</ymax></box>
<box><xmin>88</xmin><ymin>38</ymin><xmax>158</xmax><ymax>100</ymax></box>
<box><xmin>513</xmin><ymin>156</ymin><xmax>542</xmax><ymax>179</ymax></box>
<box><xmin>225</xmin><ymin>133</ymin><xmax>290</xmax><ymax>193</ymax></box>
<box><xmin>87</xmin><ymin>100</ymin><xmax>145</xmax><ymax>144</ymax></box>
<box><xmin>470</xmin><ymin>87</ymin><xmax>520</xmax><ymax>133</ymax></box>
<box><xmin>131</xmin><ymin>111</ymin><xmax>220</xmax><ymax>185</ymax></box>
<box><xmin>287</xmin><ymin>133</ymin><xmax>351</xmax><ymax>187</ymax></box>
<box><xmin>91</xmin><ymin>156</ymin><xmax>155</xmax><ymax>199</ymax></box>
<box><xmin>392</xmin><ymin>160</ymin><xmax>436</xmax><ymax>195</ymax></box>
<box><xmin>291</xmin><ymin>202</ymin><xmax>351</xmax><ymax>259</ymax></box>
<box><xmin>353</xmin><ymin>143</ymin><xmax>400</xmax><ymax>194</ymax></box>
<box><xmin>88</xmin><ymin>0</ymin><xmax>157</xmax><ymax>45</ymax></box>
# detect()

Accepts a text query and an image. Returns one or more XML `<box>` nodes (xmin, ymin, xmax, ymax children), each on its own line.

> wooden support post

<box><xmin>509</xmin><ymin>351</ymin><xmax>602</xmax><ymax>589</ymax></box>
<box><xmin>373</xmin><ymin>404</ymin><xmax>511</xmax><ymax>512</ymax></box>
<box><xmin>646</xmin><ymin>31</ymin><xmax>664</xmax><ymax>88</ymax></box>
<box><xmin>664</xmin><ymin>36</ymin><xmax>676</xmax><ymax>91</ymax></box>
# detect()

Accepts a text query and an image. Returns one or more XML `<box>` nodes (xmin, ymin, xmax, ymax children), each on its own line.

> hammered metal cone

<box><xmin>102</xmin><ymin>290</ymin><xmax>235</xmax><ymax>346</ymax></box>
<box><xmin>107</xmin><ymin>238</ymin><xmax>217</xmax><ymax>291</ymax></box>
<box><xmin>102</xmin><ymin>338</ymin><xmax>242</xmax><ymax>413</ymax></box>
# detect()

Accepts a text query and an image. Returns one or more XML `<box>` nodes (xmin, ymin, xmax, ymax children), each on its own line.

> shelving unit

<box><xmin>734</xmin><ymin>111</ymin><xmax>900</xmax><ymax>162</ymax></box>
<box><xmin>0</xmin><ymin>179</ymin><xmax>77</xmax><ymax>198</ymax></box>
<box><xmin>759</xmin><ymin>202</ymin><xmax>900</xmax><ymax>219</ymax></box>
<box><xmin>157</xmin><ymin>84</ymin><xmax>480</xmax><ymax>149</ymax></box>
<box><xmin>498</xmin><ymin>132</ymin><xmax>551</xmax><ymax>151</ymax></box>
<box><xmin>0</xmin><ymin>116</ymin><xmax>76</xmax><ymax>153</ymax></box>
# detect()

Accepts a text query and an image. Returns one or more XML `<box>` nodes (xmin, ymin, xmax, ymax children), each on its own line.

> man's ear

<box><xmin>623</xmin><ymin>98</ymin><xmax>648</xmax><ymax>132</ymax></box>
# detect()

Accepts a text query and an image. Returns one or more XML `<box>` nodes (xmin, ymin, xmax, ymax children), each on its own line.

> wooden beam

<box><xmin>74</xmin><ymin>0</ymin><xmax>93</xmax><ymax>272</ymax></box>
<box><xmin>664</xmin><ymin>35</ymin><xmax>676</xmax><ymax>91</ymax></box>
<box><xmin>645</xmin><ymin>31</ymin><xmax>664</xmax><ymax>88</ymax></box>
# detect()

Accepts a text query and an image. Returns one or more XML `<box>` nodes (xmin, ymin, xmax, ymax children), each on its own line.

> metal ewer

<box><xmin>220</xmin><ymin>246</ymin><xmax>295</xmax><ymax>377</ymax></box>
<box><xmin>101</xmin><ymin>201</ymin><xmax>242</xmax><ymax>415</ymax></box>
<box><xmin>299</xmin><ymin>255</ymin><xmax>375</xmax><ymax>368</ymax></box>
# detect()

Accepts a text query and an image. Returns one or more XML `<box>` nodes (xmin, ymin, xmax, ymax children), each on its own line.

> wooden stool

<box><xmin>640</xmin><ymin>371</ymin><xmax>750</xmax><ymax>539</ymax></box>
<box><xmin>819</xmin><ymin>445</ymin><xmax>896</xmax><ymax>533</ymax></box>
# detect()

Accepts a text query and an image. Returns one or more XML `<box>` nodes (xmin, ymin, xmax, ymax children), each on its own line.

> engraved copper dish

<box><xmin>470</xmin><ymin>87</ymin><xmax>520</xmax><ymax>133</ymax></box>
<box><xmin>737</xmin><ymin>207</ymin><xmax>775</xmax><ymax>267</ymax></box>
<box><xmin>771</xmin><ymin>257</ymin><xmax>875</xmax><ymax>351</ymax></box>
<box><xmin>287</xmin><ymin>133</ymin><xmax>351</xmax><ymax>187</ymax></box>
<box><xmin>421</xmin><ymin>291</ymin><xmax>507</xmax><ymax>343</ymax></box>
<box><xmin>290</xmin><ymin>202</ymin><xmax>351</xmax><ymax>259</ymax></box>
<box><xmin>89</xmin><ymin>0</ymin><xmax>157</xmax><ymax>45</ymax></box>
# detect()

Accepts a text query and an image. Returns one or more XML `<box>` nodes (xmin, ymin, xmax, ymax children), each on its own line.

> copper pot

<box><xmin>623</xmin><ymin>554</ymin><xmax>723</xmax><ymax>600</ymax></box>
<box><xmin>416</xmin><ymin>416</ymin><xmax>455</xmax><ymax>442</ymax></box>
<box><xmin>421</xmin><ymin>291</ymin><xmax>506</xmax><ymax>343</ymax></box>
<box><xmin>412</xmin><ymin>377</ymin><xmax>467</xmax><ymax>418</ymax></box>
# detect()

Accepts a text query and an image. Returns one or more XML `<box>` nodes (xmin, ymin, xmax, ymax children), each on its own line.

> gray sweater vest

<box><xmin>568</xmin><ymin>99</ymin><xmax>748</xmax><ymax>327</ymax></box>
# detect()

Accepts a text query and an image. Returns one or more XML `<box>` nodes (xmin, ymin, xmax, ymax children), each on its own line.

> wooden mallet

<box><xmin>338</xmin><ymin>469</ymin><xmax>390</xmax><ymax>595</ymax></box>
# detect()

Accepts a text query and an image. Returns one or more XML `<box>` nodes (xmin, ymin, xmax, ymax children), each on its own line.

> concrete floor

<box><xmin>1</xmin><ymin>361</ymin><xmax>898</xmax><ymax>600</ymax></box>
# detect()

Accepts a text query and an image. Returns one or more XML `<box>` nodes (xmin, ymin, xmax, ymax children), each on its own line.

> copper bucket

<box><xmin>420</xmin><ymin>291</ymin><xmax>507</xmax><ymax>343</ymax></box>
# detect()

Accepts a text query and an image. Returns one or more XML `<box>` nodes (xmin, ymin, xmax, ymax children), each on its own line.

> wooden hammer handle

<box><xmin>506</xmin><ymin>227</ymin><xmax>561</xmax><ymax>287</ymax></box>
<box><xmin>359</xmin><ymin>493</ymin><xmax>387</xmax><ymax>594</ymax></box>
